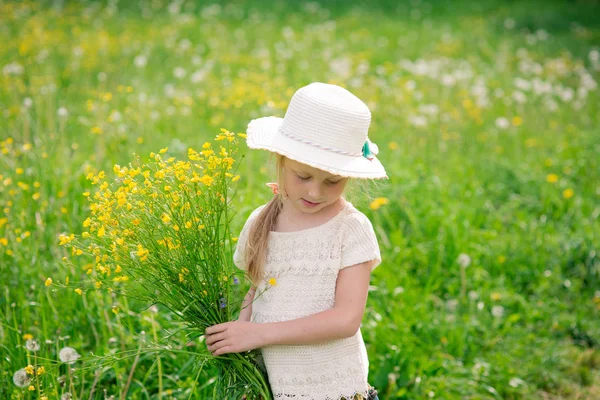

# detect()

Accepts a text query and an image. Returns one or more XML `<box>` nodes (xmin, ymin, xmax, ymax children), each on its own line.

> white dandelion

<box><xmin>457</xmin><ymin>253</ymin><xmax>471</xmax><ymax>268</ymax></box>
<box><xmin>491</xmin><ymin>305</ymin><xmax>504</xmax><ymax>318</ymax></box>
<box><xmin>134</xmin><ymin>55</ymin><xmax>147</xmax><ymax>68</ymax></box>
<box><xmin>61</xmin><ymin>393</ymin><xmax>72</xmax><ymax>400</ymax></box>
<box><xmin>59</xmin><ymin>347</ymin><xmax>81</xmax><ymax>364</ymax></box>
<box><xmin>57</xmin><ymin>107</ymin><xmax>69</xmax><ymax>118</ymax></box>
<box><xmin>25</xmin><ymin>339</ymin><xmax>40</xmax><ymax>352</ymax></box>
<box><xmin>495</xmin><ymin>117</ymin><xmax>510</xmax><ymax>129</ymax></box>
<box><xmin>13</xmin><ymin>368</ymin><xmax>30</xmax><ymax>388</ymax></box>
<box><xmin>3</xmin><ymin>62</ymin><xmax>24</xmax><ymax>76</ymax></box>
<box><xmin>173</xmin><ymin>67</ymin><xmax>186</xmax><ymax>79</ymax></box>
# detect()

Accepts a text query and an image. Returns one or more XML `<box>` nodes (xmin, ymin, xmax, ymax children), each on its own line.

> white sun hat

<box><xmin>246</xmin><ymin>82</ymin><xmax>388</xmax><ymax>179</ymax></box>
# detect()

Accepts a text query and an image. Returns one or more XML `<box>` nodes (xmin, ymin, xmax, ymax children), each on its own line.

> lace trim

<box><xmin>273</xmin><ymin>391</ymin><xmax>370</xmax><ymax>400</ymax></box>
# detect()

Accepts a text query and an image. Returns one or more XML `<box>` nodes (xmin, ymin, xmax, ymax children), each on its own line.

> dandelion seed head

<box><xmin>13</xmin><ymin>369</ymin><xmax>30</xmax><ymax>388</ymax></box>
<box><xmin>59</xmin><ymin>347</ymin><xmax>81</xmax><ymax>364</ymax></box>
<box><xmin>25</xmin><ymin>339</ymin><xmax>40</xmax><ymax>352</ymax></box>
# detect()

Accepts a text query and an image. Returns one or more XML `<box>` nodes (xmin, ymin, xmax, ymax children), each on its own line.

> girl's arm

<box><xmin>237</xmin><ymin>286</ymin><xmax>257</xmax><ymax>322</ymax></box>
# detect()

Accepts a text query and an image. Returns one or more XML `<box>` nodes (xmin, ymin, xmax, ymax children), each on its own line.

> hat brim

<box><xmin>246</xmin><ymin>116</ymin><xmax>388</xmax><ymax>179</ymax></box>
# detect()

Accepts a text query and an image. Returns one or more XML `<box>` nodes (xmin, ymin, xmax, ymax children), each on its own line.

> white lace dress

<box><xmin>234</xmin><ymin>199</ymin><xmax>382</xmax><ymax>400</ymax></box>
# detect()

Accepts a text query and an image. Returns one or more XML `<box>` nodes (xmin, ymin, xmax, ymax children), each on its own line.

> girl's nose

<box><xmin>308</xmin><ymin>185</ymin><xmax>322</xmax><ymax>199</ymax></box>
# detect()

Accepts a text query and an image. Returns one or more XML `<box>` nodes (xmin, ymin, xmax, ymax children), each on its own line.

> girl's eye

<box><xmin>298</xmin><ymin>175</ymin><xmax>310</xmax><ymax>181</ymax></box>
<box><xmin>326</xmin><ymin>181</ymin><xmax>340</xmax><ymax>185</ymax></box>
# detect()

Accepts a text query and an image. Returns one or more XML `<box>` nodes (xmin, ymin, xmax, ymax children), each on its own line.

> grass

<box><xmin>1</xmin><ymin>0</ymin><xmax>599</xmax><ymax>398</ymax></box>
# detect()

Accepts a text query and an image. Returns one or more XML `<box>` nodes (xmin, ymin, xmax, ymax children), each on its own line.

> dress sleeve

<box><xmin>340</xmin><ymin>212</ymin><xmax>382</xmax><ymax>272</ymax></box>
<box><xmin>233</xmin><ymin>205</ymin><xmax>265</xmax><ymax>271</ymax></box>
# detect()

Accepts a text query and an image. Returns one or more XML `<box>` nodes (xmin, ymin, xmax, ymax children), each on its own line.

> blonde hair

<box><xmin>244</xmin><ymin>154</ymin><xmax>371</xmax><ymax>287</ymax></box>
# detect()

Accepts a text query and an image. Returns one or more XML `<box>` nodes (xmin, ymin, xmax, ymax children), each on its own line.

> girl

<box><xmin>205</xmin><ymin>82</ymin><xmax>387</xmax><ymax>400</ymax></box>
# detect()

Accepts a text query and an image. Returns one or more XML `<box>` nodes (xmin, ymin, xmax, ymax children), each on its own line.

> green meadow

<box><xmin>1</xmin><ymin>0</ymin><xmax>599</xmax><ymax>398</ymax></box>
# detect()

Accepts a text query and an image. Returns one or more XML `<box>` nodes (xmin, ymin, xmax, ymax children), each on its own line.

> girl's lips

<box><xmin>302</xmin><ymin>199</ymin><xmax>321</xmax><ymax>207</ymax></box>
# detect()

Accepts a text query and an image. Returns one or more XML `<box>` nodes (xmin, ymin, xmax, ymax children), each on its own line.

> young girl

<box><xmin>205</xmin><ymin>82</ymin><xmax>387</xmax><ymax>400</ymax></box>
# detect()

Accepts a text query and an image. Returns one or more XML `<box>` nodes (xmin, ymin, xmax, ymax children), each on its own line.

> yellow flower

<box><xmin>200</xmin><ymin>175</ymin><xmax>214</xmax><ymax>186</ymax></box>
<box><xmin>232</xmin><ymin>175</ymin><xmax>240</xmax><ymax>182</ymax></box>
<box><xmin>179</xmin><ymin>273</ymin><xmax>185</xmax><ymax>283</ymax></box>
<box><xmin>36</xmin><ymin>366</ymin><xmax>45</xmax><ymax>376</ymax></box>
<box><xmin>94</xmin><ymin>281</ymin><xmax>103</xmax><ymax>289</ymax></box>
<box><xmin>112</xmin><ymin>306</ymin><xmax>119</xmax><ymax>315</ymax></box>
<box><xmin>161</xmin><ymin>213</ymin><xmax>171</xmax><ymax>223</ymax></box>
<box><xmin>23</xmin><ymin>333</ymin><xmax>33</xmax><ymax>340</ymax></box>
<box><xmin>268</xmin><ymin>278</ymin><xmax>277</xmax><ymax>286</ymax></box>
<box><xmin>25</xmin><ymin>365</ymin><xmax>34</xmax><ymax>375</ymax></box>
<box><xmin>546</xmin><ymin>174</ymin><xmax>558</xmax><ymax>183</ymax></box>
<box><xmin>28</xmin><ymin>385</ymin><xmax>35</xmax><ymax>391</ymax></box>
<box><xmin>388</xmin><ymin>141</ymin><xmax>398</xmax><ymax>150</ymax></box>
<box><xmin>512</xmin><ymin>116</ymin><xmax>523</xmax><ymax>126</ymax></box>
<box><xmin>563</xmin><ymin>188</ymin><xmax>574</xmax><ymax>199</ymax></box>
<box><xmin>74</xmin><ymin>288</ymin><xmax>83</xmax><ymax>295</ymax></box>
<box><xmin>159</xmin><ymin>147</ymin><xmax>168</xmax><ymax>154</ymax></box>
<box><xmin>45</xmin><ymin>277</ymin><xmax>52</xmax><ymax>287</ymax></box>
<box><xmin>97</xmin><ymin>226</ymin><xmax>105</xmax><ymax>237</ymax></box>
<box><xmin>369</xmin><ymin>197</ymin><xmax>389</xmax><ymax>211</ymax></box>
<box><xmin>202</xmin><ymin>290</ymin><xmax>208</xmax><ymax>296</ymax></box>
<box><xmin>490</xmin><ymin>292</ymin><xmax>502</xmax><ymax>301</ymax></box>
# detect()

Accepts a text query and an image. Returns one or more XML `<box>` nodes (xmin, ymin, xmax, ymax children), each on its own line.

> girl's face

<box><xmin>281</xmin><ymin>158</ymin><xmax>348</xmax><ymax>214</ymax></box>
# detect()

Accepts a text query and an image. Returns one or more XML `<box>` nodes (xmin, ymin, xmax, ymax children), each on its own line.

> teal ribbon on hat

<box><xmin>362</xmin><ymin>140</ymin><xmax>374</xmax><ymax>160</ymax></box>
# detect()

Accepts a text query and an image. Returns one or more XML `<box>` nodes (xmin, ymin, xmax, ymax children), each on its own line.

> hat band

<box><xmin>279</xmin><ymin>128</ymin><xmax>363</xmax><ymax>157</ymax></box>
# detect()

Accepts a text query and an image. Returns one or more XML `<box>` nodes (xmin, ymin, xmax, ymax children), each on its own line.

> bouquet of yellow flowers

<box><xmin>59</xmin><ymin>129</ymin><xmax>272</xmax><ymax>399</ymax></box>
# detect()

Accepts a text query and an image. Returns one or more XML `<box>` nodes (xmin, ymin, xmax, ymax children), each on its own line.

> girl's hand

<box><xmin>205</xmin><ymin>321</ymin><xmax>265</xmax><ymax>356</ymax></box>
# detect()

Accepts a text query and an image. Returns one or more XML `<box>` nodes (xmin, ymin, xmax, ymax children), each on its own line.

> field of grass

<box><xmin>1</xmin><ymin>0</ymin><xmax>599</xmax><ymax>398</ymax></box>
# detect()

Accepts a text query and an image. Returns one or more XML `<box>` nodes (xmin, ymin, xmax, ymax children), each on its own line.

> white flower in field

<box><xmin>164</xmin><ymin>84</ymin><xmax>176</xmax><ymax>98</ymax></box>
<box><xmin>491</xmin><ymin>305</ymin><xmax>504</xmax><ymax>318</ymax></box>
<box><xmin>495</xmin><ymin>117</ymin><xmax>510</xmax><ymax>129</ymax></box>
<box><xmin>405</xmin><ymin>80</ymin><xmax>416</xmax><ymax>91</ymax></box>
<box><xmin>504</xmin><ymin>18</ymin><xmax>515</xmax><ymax>29</ymax></box>
<box><xmin>558</xmin><ymin>86</ymin><xmax>574</xmax><ymax>102</ymax></box>
<box><xmin>25</xmin><ymin>339</ymin><xmax>40</xmax><ymax>352</ymax></box>
<box><xmin>580</xmin><ymin>72</ymin><xmax>597</xmax><ymax>91</ymax></box>
<box><xmin>441</xmin><ymin>74</ymin><xmax>456</xmax><ymax>87</ymax></box>
<box><xmin>23</xmin><ymin>97</ymin><xmax>33</xmax><ymax>108</ymax></box>
<box><xmin>457</xmin><ymin>253</ymin><xmax>471</xmax><ymax>268</ymax></box>
<box><xmin>477</xmin><ymin>301</ymin><xmax>484</xmax><ymax>310</ymax></box>
<box><xmin>61</xmin><ymin>393</ymin><xmax>73</xmax><ymax>400</ymax></box>
<box><xmin>13</xmin><ymin>368</ymin><xmax>30</xmax><ymax>387</ymax></box>
<box><xmin>134</xmin><ymin>55</ymin><xmax>147</xmax><ymax>68</ymax></box>
<box><xmin>468</xmin><ymin>290</ymin><xmax>479</xmax><ymax>300</ymax></box>
<box><xmin>173</xmin><ymin>67</ymin><xmax>186</xmax><ymax>79</ymax></box>
<box><xmin>3</xmin><ymin>62</ymin><xmax>24</xmax><ymax>76</ymax></box>
<box><xmin>532</xmin><ymin>78</ymin><xmax>552</xmax><ymax>95</ymax></box>
<box><xmin>191</xmin><ymin>69</ymin><xmax>207</xmax><ymax>83</ymax></box>
<box><xmin>408</xmin><ymin>115</ymin><xmax>427</xmax><ymax>127</ymax></box>
<box><xmin>419</xmin><ymin>104</ymin><xmax>439</xmax><ymax>116</ymax></box>
<box><xmin>57</xmin><ymin>107</ymin><xmax>69</xmax><ymax>118</ymax></box>
<box><xmin>590</xmin><ymin>49</ymin><xmax>600</xmax><ymax>63</ymax></box>
<box><xmin>536</xmin><ymin>29</ymin><xmax>549</xmax><ymax>41</ymax></box>
<box><xmin>512</xmin><ymin>90</ymin><xmax>527</xmax><ymax>104</ymax></box>
<box><xmin>446</xmin><ymin>299</ymin><xmax>459</xmax><ymax>313</ymax></box>
<box><xmin>329</xmin><ymin>57</ymin><xmax>351</xmax><ymax>79</ymax></box>
<box><xmin>178</xmin><ymin>38</ymin><xmax>192</xmax><ymax>51</ymax></box>
<box><xmin>509</xmin><ymin>377</ymin><xmax>526</xmax><ymax>388</ymax></box>
<box><xmin>514</xmin><ymin>77</ymin><xmax>531</xmax><ymax>91</ymax></box>
<box><xmin>564</xmin><ymin>279</ymin><xmax>571</xmax><ymax>288</ymax></box>
<box><xmin>59</xmin><ymin>347</ymin><xmax>81</xmax><ymax>364</ymax></box>
<box><xmin>72</xmin><ymin>46</ymin><xmax>84</xmax><ymax>58</ymax></box>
